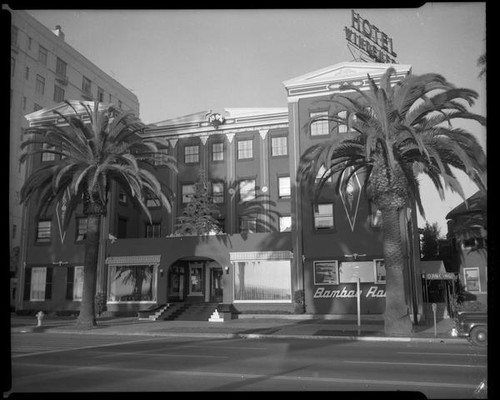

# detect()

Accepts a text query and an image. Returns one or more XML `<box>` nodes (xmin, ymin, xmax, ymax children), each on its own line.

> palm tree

<box><xmin>298</xmin><ymin>68</ymin><xmax>486</xmax><ymax>336</ymax></box>
<box><xmin>20</xmin><ymin>101</ymin><xmax>177</xmax><ymax>329</ymax></box>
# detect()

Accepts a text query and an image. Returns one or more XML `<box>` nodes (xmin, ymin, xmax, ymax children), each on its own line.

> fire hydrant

<box><xmin>36</xmin><ymin>311</ymin><xmax>45</xmax><ymax>327</ymax></box>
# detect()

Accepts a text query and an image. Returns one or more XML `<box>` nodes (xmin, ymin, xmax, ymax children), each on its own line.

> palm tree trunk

<box><xmin>76</xmin><ymin>214</ymin><xmax>101</xmax><ymax>329</ymax></box>
<box><xmin>381</xmin><ymin>206</ymin><xmax>414</xmax><ymax>336</ymax></box>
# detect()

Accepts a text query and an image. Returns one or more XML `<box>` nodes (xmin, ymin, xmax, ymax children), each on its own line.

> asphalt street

<box><xmin>7</xmin><ymin>332</ymin><xmax>487</xmax><ymax>397</ymax></box>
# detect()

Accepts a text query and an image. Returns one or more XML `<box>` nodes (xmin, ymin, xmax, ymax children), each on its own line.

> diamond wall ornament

<box><xmin>340</xmin><ymin>167</ymin><xmax>363</xmax><ymax>231</ymax></box>
<box><xmin>55</xmin><ymin>187</ymin><xmax>71</xmax><ymax>244</ymax></box>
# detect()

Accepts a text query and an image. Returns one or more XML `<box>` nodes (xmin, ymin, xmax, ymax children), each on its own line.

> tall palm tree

<box><xmin>20</xmin><ymin>101</ymin><xmax>177</xmax><ymax>329</ymax></box>
<box><xmin>298</xmin><ymin>68</ymin><xmax>486</xmax><ymax>335</ymax></box>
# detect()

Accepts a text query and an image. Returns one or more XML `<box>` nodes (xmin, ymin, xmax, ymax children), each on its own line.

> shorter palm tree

<box><xmin>20</xmin><ymin>101</ymin><xmax>177</xmax><ymax>328</ymax></box>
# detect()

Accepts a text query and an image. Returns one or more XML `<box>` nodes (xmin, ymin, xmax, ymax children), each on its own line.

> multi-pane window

<box><xmin>35</xmin><ymin>74</ymin><xmax>45</xmax><ymax>95</ymax></box>
<box><xmin>182</xmin><ymin>184</ymin><xmax>195</xmax><ymax>203</ymax></box>
<box><xmin>212</xmin><ymin>182</ymin><xmax>224</xmax><ymax>203</ymax></box>
<box><xmin>239</xmin><ymin>179</ymin><xmax>255</xmax><ymax>202</ymax></box>
<box><xmin>271</xmin><ymin>136</ymin><xmax>288</xmax><ymax>156</ymax></box>
<box><xmin>211</xmin><ymin>142</ymin><xmax>224</xmax><ymax>161</ymax></box>
<box><xmin>464</xmin><ymin>267</ymin><xmax>481</xmax><ymax>292</ymax></box>
<box><xmin>27</xmin><ymin>36</ymin><xmax>32</xmax><ymax>50</ymax></box>
<box><xmin>76</xmin><ymin>217</ymin><xmax>88</xmax><ymax>241</ymax></box>
<box><xmin>56</xmin><ymin>57</ymin><xmax>67</xmax><ymax>78</ymax></box>
<box><xmin>337</xmin><ymin>110</ymin><xmax>348</xmax><ymax>133</ymax></box>
<box><xmin>279</xmin><ymin>216</ymin><xmax>292</xmax><ymax>232</ymax></box>
<box><xmin>53</xmin><ymin>85</ymin><xmax>65</xmax><ymax>102</ymax></box>
<box><xmin>38</xmin><ymin>45</ymin><xmax>48</xmax><ymax>65</ymax></box>
<box><xmin>146</xmin><ymin>193</ymin><xmax>160</xmax><ymax>208</ymax></box>
<box><xmin>184</xmin><ymin>145</ymin><xmax>199</xmax><ymax>164</ymax></box>
<box><xmin>36</xmin><ymin>219</ymin><xmax>52</xmax><ymax>243</ymax></box>
<box><xmin>41</xmin><ymin>143</ymin><xmax>55</xmax><ymax>162</ymax></box>
<box><xmin>145</xmin><ymin>223</ymin><xmax>161</xmax><ymax>238</ymax></box>
<box><xmin>237</xmin><ymin>140</ymin><xmax>253</xmax><ymax>159</ymax></box>
<box><xmin>240</xmin><ymin>217</ymin><xmax>257</xmax><ymax>234</ymax></box>
<box><xmin>313</xmin><ymin>203</ymin><xmax>334</xmax><ymax>230</ymax></box>
<box><xmin>82</xmin><ymin>76</ymin><xmax>92</xmax><ymax>94</ymax></box>
<box><xmin>97</xmin><ymin>87</ymin><xmax>104</xmax><ymax>102</ymax></box>
<box><xmin>66</xmin><ymin>266</ymin><xmax>84</xmax><ymax>301</ymax></box>
<box><xmin>278</xmin><ymin>176</ymin><xmax>291</xmax><ymax>199</ymax></box>
<box><xmin>310</xmin><ymin>111</ymin><xmax>329</xmax><ymax>136</ymax></box>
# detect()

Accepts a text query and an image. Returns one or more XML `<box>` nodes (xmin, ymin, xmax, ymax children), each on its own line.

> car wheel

<box><xmin>470</xmin><ymin>326</ymin><xmax>487</xmax><ymax>346</ymax></box>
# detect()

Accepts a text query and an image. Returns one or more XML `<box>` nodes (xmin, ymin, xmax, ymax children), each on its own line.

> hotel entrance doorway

<box><xmin>167</xmin><ymin>258</ymin><xmax>223</xmax><ymax>303</ymax></box>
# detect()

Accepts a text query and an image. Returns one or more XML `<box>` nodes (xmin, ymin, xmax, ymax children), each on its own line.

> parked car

<box><xmin>452</xmin><ymin>311</ymin><xmax>487</xmax><ymax>346</ymax></box>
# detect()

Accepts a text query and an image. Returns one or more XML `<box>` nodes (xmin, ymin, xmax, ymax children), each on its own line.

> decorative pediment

<box><xmin>283</xmin><ymin>61</ymin><xmax>412</xmax><ymax>100</ymax></box>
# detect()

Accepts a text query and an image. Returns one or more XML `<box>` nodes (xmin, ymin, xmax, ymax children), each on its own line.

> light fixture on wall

<box><xmin>159</xmin><ymin>268</ymin><xmax>164</xmax><ymax>277</ymax></box>
<box><xmin>224</xmin><ymin>266</ymin><xmax>230</xmax><ymax>274</ymax></box>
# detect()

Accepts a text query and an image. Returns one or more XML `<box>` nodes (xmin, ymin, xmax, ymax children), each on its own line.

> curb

<box><xmin>12</xmin><ymin>326</ymin><xmax>466</xmax><ymax>344</ymax></box>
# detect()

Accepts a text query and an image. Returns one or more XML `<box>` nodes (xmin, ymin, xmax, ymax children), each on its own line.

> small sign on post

<box><xmin>431</xmin><ymin>303</ymin><xmax>437</xmax><ymax>337</ymax></box>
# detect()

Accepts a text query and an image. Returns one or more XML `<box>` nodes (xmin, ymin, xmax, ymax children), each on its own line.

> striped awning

<box><xmin>105</xmin><ymin>255</ymin><xmax>161</xmax><ymax>266</ymax></box>
<box><xmin>229</xmin><ymin>251</ymin><xmax>293</xmax><ymax>262</ymax></box>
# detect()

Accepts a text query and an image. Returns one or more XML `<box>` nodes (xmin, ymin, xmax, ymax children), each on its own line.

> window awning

<box><xmin>230</xmin><ymin>251</ymin><xmax>293</xmax><ymax>262</ymax></box>
<box><xmin>105</xmin><ymin>255</ymin><xmax>161</xmax><ymax>266</ymax></box>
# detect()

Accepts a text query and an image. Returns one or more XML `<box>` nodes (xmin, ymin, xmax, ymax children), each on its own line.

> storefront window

<box><xmin>313</xmin><ymin>261</ymin><xmax>339</xmax><ymax>285</ymax></box>
<box><xmin>108</xmin><ymin>265</ymin><xmax>155</xmax><ymax>302</ymax></box>
<box><xmin>234</xmin><ymin>260</ymin><xmax>291</xmax><ymax>302</ymax></box>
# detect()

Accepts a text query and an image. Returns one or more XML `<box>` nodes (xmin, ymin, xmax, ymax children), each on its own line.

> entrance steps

<box><xmin>138</xmin><ymin>304</ymin><xmax>170</xmax><ymax>321</ymax></box>
<box><xmin>163</xmin><ymin>303</ymin><xmax>219</xmax><ymax>321</ymax></box>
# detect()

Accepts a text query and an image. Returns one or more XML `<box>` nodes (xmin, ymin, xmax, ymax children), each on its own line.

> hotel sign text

<box><xmin>344</xmin><ymin>10</ymin><xmax>397</xmax><ymax>63</ymax></box>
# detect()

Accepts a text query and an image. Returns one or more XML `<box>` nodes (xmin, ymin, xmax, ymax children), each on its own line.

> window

<box><xmin>464</xmin><ymin>267</ymin><xmax>481</xmax><ymax>292</ymax></box>
<box><xmin>108</xmin><ymin>264</ymin><xmax>155</xmax><ymax>302</ymax></box>
<box><xmin>97</xmin><ymin>87</ymin><xmax>104</xmax><ymax>102</ymax></box>
<box><xmin>313</xmin><ymin>261</ymin><xmax>339</xmax><ymax>285</ymax></box>
<box><xmin>82</xmin><ymin>76</ymin><xmax>92</xmax><ymax>94</ymax></box>
<box><xmin>310</xmin><ymin>111</ymin><xmax>329</xmax><ymax>136</ymax></box>
<box><xmin>25</xmin><ymin>66</ymin><xmax>29</xmax><ymax>80</ymax></box>
<box><xmin>53</xmin><ymin>85</ymin><xmax>65</xmax><ymax>102</ymax></box>
<box><xmin>211</xmin><ymin>142</ymin><xmax>224</xmax><ymax>161</ymax></box>
<box><xmin>240</xmin><ymin>217</ymin><xmax>257</xmax><ymax>234</ymax></box>
<box><xmin>271</xmin><ymin>136</ymin><xmax>288</xmax><ymax>156</ymax></box>
<box><xmin>36</xmin><ymin>220</ymin><xmax>51</xmax><ymax>242</ymax></box>
<box><xmin>278</xmin><ymin>176</ymin><xmax>291</xmax><ymax>199</ymax></box>
<box><xmin>28</xmin><ymin>267</ymin><xmax>52</xmax><ymax>301</ymax></box>
<box><xmin>314</xmin><ymin>203</ymin><xmax>334</xmax><ymax>230</ymax></box>
<box><xmin>237</xmin><ymin>140</ymin><xmax>253</xmax><ymax>159</ymax></box>
<box><xmin>76</xmin><ymin>217</ymin><xmax>88</xmax><ymax>241</ymax></box>
<box><xmin>234</xmin><ymin>259</ymin><xmax>292</xmax><ymax>302</ymax></box>
<box><xmin>66</xmin><ymin>266</ymin><xmax>84</xmax><ymax>301</ymax></box>
<box><xmin>118</xmin><ymin>190</ymin><xmax>127</xmax><ymax>204</ymax></box>
<box><xmin>212</xmin><ymin>182</ymin><xmax>224</xmax><ymax>203</ymax></box>
<box><xmin>27</xmin><ymin>36</ymin><xmax>32</xmax><ymax>50</ymax></box>
<box><xmin>184</xmin><ymin>145</ymin><xmax>199</xmax><ymax>164</ymax></box>
<box><xmin>56</xmin><ymin>57</ymin><xmax>67</xmax><ymax>78</ymax></box>
<box><xmin>146</xmin><ymin>193</ymin><xmax>160</xmax><ymax>208</ymax></box>
<box><xmin>374</xmin><ymin>259</ymin><xmax>386</xmax><ymax>284</ymax></box>
<box><xmin>189</xmin><ymin>263</ymin><xmax>204</xmax><ymax>295</ymax></box>
<box><xmin>316</xmin><ymin>164</ymin><xmax>333</xmax><ymax>183</ymax></box>
<box><xmin>35</xmin><ymin>74</ymin><xmax>45</xmax><ymax>95</ymax></box>
<box><xmin>11</xmin><ymin>25</ymin><xmax>18</xmax><ymax>46</ymax></box>
<box><xmin>337</xmin><ymin>110</ymin><xmax>348</xmax><ymax>133</ymax></box>
<box><xmin>145</xmin><ymin>223</ymin><xmax>161</xmax><ymax>238</ymax></box>
<box><xmin>182</xmin><ymin>184</ymin><xmax>194</xmax><ymax>203</ymax></box>
<box><xmin>279</xmin><ymin>215</ymin><xmax>292</xmax><ymax>232</ymax></box>
<box><xmin>38</xmin><ymin>45</ymin><xmax>48</xmax><ymax>65</ymax></box>
<box><xmin>41</xmin><ymin>143</ymin><xmax>55</xmax><ymax>162</ymax></box>
<box><xmin>462</xmin><ymin>237</ymin><xmax>485</xmax><ymax>251</ymax></box>
<box><xmin>11</xmin><ymin>57</ymin><xmax>15</xmax><ymax>77</ymax></box>
<box><xmin>239</xmin><ymin>179</ymin><xmax>255</xmax><ymax>202</ymax></box>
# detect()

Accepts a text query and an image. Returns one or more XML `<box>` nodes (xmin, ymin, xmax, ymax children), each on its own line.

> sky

<box><xmin>26</xmin><ymin>4</ymin><xmax>487</xmax><ymax>234</ymax></box>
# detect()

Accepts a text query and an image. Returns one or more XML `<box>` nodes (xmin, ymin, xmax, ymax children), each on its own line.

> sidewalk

<box><xmin>10</xmin><ymin>314</ymin><xmax>464</xmax><ymax>343</ymax></box>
